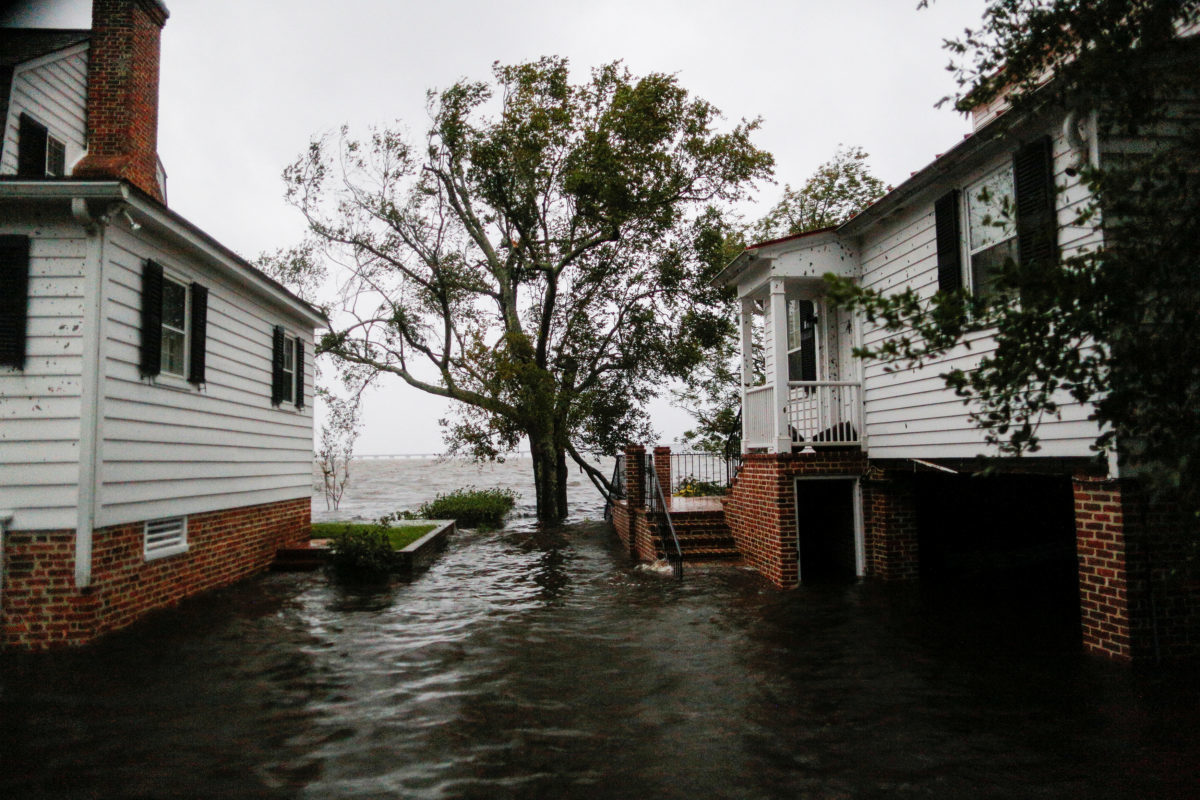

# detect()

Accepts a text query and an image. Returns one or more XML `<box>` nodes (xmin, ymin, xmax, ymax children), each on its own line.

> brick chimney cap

<box><xmin>137</xmin><ymin>0</ymin><xmax>171</xmax><ymax>26</ymax></box>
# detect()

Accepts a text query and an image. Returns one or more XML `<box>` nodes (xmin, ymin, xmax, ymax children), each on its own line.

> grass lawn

<box><xmin>311</xmin><ymin>522</ymin><xmax>438</xmax><ymax>550</ymax></box>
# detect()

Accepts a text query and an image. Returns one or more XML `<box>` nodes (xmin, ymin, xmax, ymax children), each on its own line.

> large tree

<box><xmin>280</xmin><ymin>57</ymin><xmax>772</xmax><ymax>523</ymax></box>
<box><xmin>827</xmin><ymin>1</ymin><xmax>1200</xmax><ymax>513</ymax></box>
<box><xmin>675</xmin><ymin>146</ymin><xmax>887</xmax><ymax>455</ymax></box>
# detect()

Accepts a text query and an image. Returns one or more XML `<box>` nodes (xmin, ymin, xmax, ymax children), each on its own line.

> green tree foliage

<box><xmin>828</xmin><ymin>1</ymin><xmax>1200</xmax><ymax>514</ymax></box>
<box><xmin>675</xmin><ymin>147</ymin><xmax>886</xmax><ymax>455</ymax></box>
<box><xmin>280</xmin><ymin>57</ymin><xmax>772</xmax><ymax>522</ymax></box>
<box><xmin>751</xmin><ymin>145</ymin><xmax>888</xmax><ymax>241</ymax></box>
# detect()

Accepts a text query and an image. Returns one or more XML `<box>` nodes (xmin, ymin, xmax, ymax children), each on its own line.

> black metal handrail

<box><xmin>645</xmin><ymin>454</ymin><xmax>683</xmax><ymax>580</ymax></box>
<box><xmin>603</xmin><ymin>454</ymin><xmax>626</xmax><ymax>522</ymax></box>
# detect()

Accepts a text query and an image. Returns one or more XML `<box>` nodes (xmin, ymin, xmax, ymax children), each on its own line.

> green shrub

<box><xmin>415</xmin><ymin>486</ymin><xmax>518</xmax><ymax>529</ymax></box>
<box><xmin>327</xmin><ymin>525</ymin><xmax>399</xmax><ymax>580</ymax></box>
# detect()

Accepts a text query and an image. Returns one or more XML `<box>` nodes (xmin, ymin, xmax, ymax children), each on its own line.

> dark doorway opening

<box><xmin>795</xmin><ymin>478</ymin><xmax>858</xmax><ymax>582</ymax></box>
<box><xmin>914</xmin><ymin>472</ymin><xmax>1080</xmax><ymax>649</ymax></box>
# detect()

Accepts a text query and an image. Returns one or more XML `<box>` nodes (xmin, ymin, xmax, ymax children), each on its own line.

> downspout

<box><xmin>73</xmin><ymin>198</ymin><xmax>112</xmax><ymax>590</ymax></box>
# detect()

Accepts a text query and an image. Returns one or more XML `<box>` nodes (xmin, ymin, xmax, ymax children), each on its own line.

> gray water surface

<box><xmin>2</xmin><ymin>458</ymin><xmax>1197</xmax><ymax>798</ymax></box>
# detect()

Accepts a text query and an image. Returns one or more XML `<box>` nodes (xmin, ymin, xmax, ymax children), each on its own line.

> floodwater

<box><xmin>2</xmin><ymin>458</ymin><xmax>1198</xmax><ymax>799</ymax></box>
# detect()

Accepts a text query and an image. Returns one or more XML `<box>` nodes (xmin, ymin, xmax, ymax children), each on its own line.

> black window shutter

<box><xmin>140</xmin><ymin>260</ymin><xmax>164</xmax><ymax>377</ymax></box>
<box><xmin>934</xmin><ymin>190</ymin><xmax>963</xmax><ymax>293</ymax></box>
<box><xmin>17</xmin><ymin>114</ymin><xmax>47</xmax><ymax>178</ymax></box>
<box><xmin>0</xmin><ymin>235</ymin><xmax>31</xmax><ymax>369</ymax></box>
<box><xmin>294</xmin><ymin>337</ymin><xmax>305</xmax><ymax>408</ymax></box>
<box><xmin>1014</xmin><ymin>136</ymin><xmax>1058</xmax><ymax>269</ymax></box>
<box><xmin>188</xmin><ymin>283</ymin><xmax>208</xmax><ymax>384</ymax></box>
<box><xmin>799</xmin><ymin>301</ymin><xmax>817</xmax><ymax>382</ymax></box>
<box><xmin>271</xmin><ymin>325</ymin><xmax>285</xmax><ymax>405</ymax></box>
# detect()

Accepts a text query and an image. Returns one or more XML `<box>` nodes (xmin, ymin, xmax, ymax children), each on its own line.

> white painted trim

<box><xmin>769</xmin><ymin>278</ymin><xmax>790</xmax><ymax>453</ymax></box>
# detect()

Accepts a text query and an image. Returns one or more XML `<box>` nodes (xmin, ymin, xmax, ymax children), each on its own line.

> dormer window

<box><xmin>17</xmin><ymin>114</ymin><xmax>66</xmax><ymax>178</ymax></box>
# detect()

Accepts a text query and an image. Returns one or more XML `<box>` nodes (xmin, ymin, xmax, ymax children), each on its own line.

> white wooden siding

<box><xmin>1</xmin><ymin>44</ymin><xmax>89</xmax><ymax>176</ymax></box>
<box><xmin>0</xmin><ymin>218</ymin><xmax>86</xmax><ymax>529</ymax></box>
<box><xmin>857</xmin><ymin>120</ymin><xmax>1104</xmax><ymax>460</ymax></box>
<box><xmin>96</xmin><ymin>224</ymin><xmax>315</xmax><ymax>527</ymax></box>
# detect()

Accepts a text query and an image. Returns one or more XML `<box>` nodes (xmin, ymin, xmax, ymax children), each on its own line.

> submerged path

<box><xmin>2</xmin><ymin>517</ymin><xmax>1198</xmax><ymax>799</ymax></box>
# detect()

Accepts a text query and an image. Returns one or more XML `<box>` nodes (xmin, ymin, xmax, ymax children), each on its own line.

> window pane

<box><xmin>46</xmin><ymin>138</ymin><xmax>65</xmax><ymax>177</ymax></box>
<box><xmin>284</xmin><ymin>339</ymin><xmax>294</xmax><ymax>372</ymax></box>
<box><xmin>786</xmin><ymin>300</ymin><xmax>801</xmax><ymax>351</ymax></box>
<box><xmin>967</xmin><ymin>167</ymin><xmax>1016</xmax><ymax>253</ymax></box>
<box><xmin>281</xmin><ymin>369</ymin><xmax>294</xmax><ymax>403</ymax></box>
<box><xmin>970</xmin><ymin>238</ymin><xmax>1018</xmax><ymax>299</ymax></box>
<box><xmin>162</xmin><ymin>280</ymin><xmax>186</xmax><ymax>329</ymax></box>
<box><xmin>161</xmin><ymin>329</ymin><xmax>185</xmax><ymax>376</ymax></box>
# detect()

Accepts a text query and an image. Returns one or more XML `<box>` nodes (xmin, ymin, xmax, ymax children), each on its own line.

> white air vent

<box><xmin>144</xmin><ymin>516</ymin><xmax>188</xmax><ymax>560</ymax></box>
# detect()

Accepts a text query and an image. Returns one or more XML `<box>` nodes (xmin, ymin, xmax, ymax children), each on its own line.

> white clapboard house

<box><xmin>0</xmin><ymin>0</ymin><xmax>326</xmax><ymax>648</ymax></box>
<box><xmin>711</xmin><ymin>39</ymin><xmax>1199</xmax><ymax>662</ymax></box>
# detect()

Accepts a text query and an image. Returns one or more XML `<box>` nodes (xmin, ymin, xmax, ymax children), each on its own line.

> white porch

<box><xmin>728</xmin><ymin>232</ymin><xmax>864</xmax><ymax>454</ymax></box>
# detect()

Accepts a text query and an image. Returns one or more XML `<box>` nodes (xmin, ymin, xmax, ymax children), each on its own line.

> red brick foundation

<box><xmin>722</xmin><ymin>449</ymin><xmax>900</xmax><ymax>588</ymax></box>
<box><xmin>2</xmin><ymin>496</ymin><xmax>310</xmax><ymax>649</ymax></box>
<box><xmin>1074</xmin><ymin>476</ymin><xmax>1200</xmax><ymax>661</ymax></box>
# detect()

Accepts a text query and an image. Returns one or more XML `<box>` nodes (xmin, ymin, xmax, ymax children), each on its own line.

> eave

<box><xmin>0</xmin><ymin>179</ymin><xmax>328</xmax><ymax>329</ymax></box>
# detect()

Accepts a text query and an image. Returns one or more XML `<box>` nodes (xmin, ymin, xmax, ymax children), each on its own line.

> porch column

<box><xmin>740</xmin><ymin>297</ymin><xmax>755</xmax><ymax>455</ymax></box>
<box><xmin>769</xmin><ymin>277</ymin><xmax>790</xmax><ymax>453</ymax></box>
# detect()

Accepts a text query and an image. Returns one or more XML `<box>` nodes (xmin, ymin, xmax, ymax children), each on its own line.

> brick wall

<box><xmin>863</xmin><ymin>468</ymin><xmax>920</xmax><ymax>580</ymax></box>
<box><xmin>723</xmin><ymin>449</ymin><xmax>880</xmax><ymax>587</ymax></box>
<box><xmin>2</xmin><ymin>496</ymin><xmax>309</xmax><ymax>649</ymax></box>
<box><xmin>1074</xmin><ymin>476</ymin><xmax>1200</xmax><ymax>661</ymax></box>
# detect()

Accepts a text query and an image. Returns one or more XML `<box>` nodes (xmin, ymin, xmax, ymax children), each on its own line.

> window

<box><xmin>17</xmin><ymin>113</ymin><xmax>66</xmax><ymax>178</ymax></box>
<box><xmin>935</xmin><ymin>136</ymin><xmax>1057</xmax><ymax>298</ymax></box>
<box><xmin>139</xmin><ymin>260</ymin><xmax>208</xmax><ymax>383</ymax></box>
<box><xmin>144</xmin><ymin>516</ymin><xmax>188</xmax><ymax>560</ymax></box>
<box><xmin>964</xmin><ymin>165</ymin><xmax>1018</xmax><ymax>298</ymax></box>
<box><xmin>160</xmin><ymin>276</ymin><xmax>188</xmax><ymax>377</ymax></box>
<box><xmin>281</xmin><ymin>337</ymin><xmax>295</xmax><ymax>404</ymax></box>
<box><xmin>271</xmin><ymin>327</ymin><xmax>305</xmax><ymax>409</ymax></box>
<box><xmin>785</xmin><ymin>298</ymin><xmax>817</xmax><ymax>382</ymax></box>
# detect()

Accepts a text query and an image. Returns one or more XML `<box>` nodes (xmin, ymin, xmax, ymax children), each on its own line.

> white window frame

<box><xmin>45</xmin><ymin>134</ymin><xmax>66</xmax><ymax>177</ymax></box>
<box><xmin>159</xmin><ymin>274</ymin><xmax>190</xmax><ymax>379</ymax></box>
<box><xmin>961</xmin><ymin>163</ymin><xmax>1018</xmax><ymax>297</ymax></box>
<box><xmin>144</xmin><ymin>516</ymin><xmax>188</xmax><ymax>560</ymax></box>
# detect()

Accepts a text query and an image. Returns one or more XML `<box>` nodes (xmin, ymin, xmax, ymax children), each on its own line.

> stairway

<box><xmin>656</xmin><ymin>503</ymin><xmax>742</xmax><ymax>565</ymax></box>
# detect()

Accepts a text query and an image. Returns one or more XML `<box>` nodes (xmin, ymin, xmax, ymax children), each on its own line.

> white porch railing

<box><xmin>744</xmin><ymin>385</ymin><xmax>774</xmax><ymax>449</ymax></box>
<box><xmin>786</xmin><ymin>381</ymin><xmax>862</xmax><ymax>446</ymax></box>
<box><xmin>742</xmin><ymin>381</ymin><xmax>863</xmax><ymax>450</ymax></box>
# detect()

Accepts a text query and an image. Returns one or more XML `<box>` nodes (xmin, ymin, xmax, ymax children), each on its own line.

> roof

<box><xmin>0</xmin><ymin>178</ymin><xmax>329</xmax><ymax>328</ymax></box>
<box><xmin>709</xmin><ymin>226</ymin><xmax>840</xmax><ymax>289</ymax></box>
<box><xmin>0</xmin><ymin>29</ymin><xmax>90</xmax><ymax>163</ymax></box>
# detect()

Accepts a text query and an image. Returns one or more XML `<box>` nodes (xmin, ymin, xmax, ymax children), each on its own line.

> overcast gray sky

<box><xmin>5</xmin><ymin>0</ymin><xmax>989</xmax><ymax>454</ymax></box>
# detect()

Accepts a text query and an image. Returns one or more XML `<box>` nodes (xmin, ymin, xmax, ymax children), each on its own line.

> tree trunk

<box><xmin>555</xmin><ymin>448</ymin><xmax>569</xmax><ymax>520</ymax></box>
<box><xmin>530</xmin><ymin>434</ymin><xmax>565</xmax><ymax>524</ymax></box>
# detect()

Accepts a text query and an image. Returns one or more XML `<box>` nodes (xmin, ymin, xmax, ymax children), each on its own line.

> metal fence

<box><xmin>667</xmin><ymin>451</ymin><xmax>742</xmax><ymax>496</ymax></box>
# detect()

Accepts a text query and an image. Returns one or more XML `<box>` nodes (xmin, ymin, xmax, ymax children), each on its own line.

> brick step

<box><xmin>271</xmin><ymin>545</ymin><xmax>330</xmax><ymax>571</ymax></box>
<box><xmin>662</xmin><ymin>546</ymin><xmax>743</xmax><ymax>562</ymax></box>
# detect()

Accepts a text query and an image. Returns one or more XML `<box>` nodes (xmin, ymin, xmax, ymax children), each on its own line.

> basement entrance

<box><xmin>795</xmin><ymin>478</ymin><xmax>862</xmax><ymax>582</ymax></box>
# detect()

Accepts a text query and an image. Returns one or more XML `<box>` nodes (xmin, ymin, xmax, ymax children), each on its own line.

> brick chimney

<box><xmin>72</xmin><ymin>0</ymin><xmax>170</xmax><ymax>203</ymax></box>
